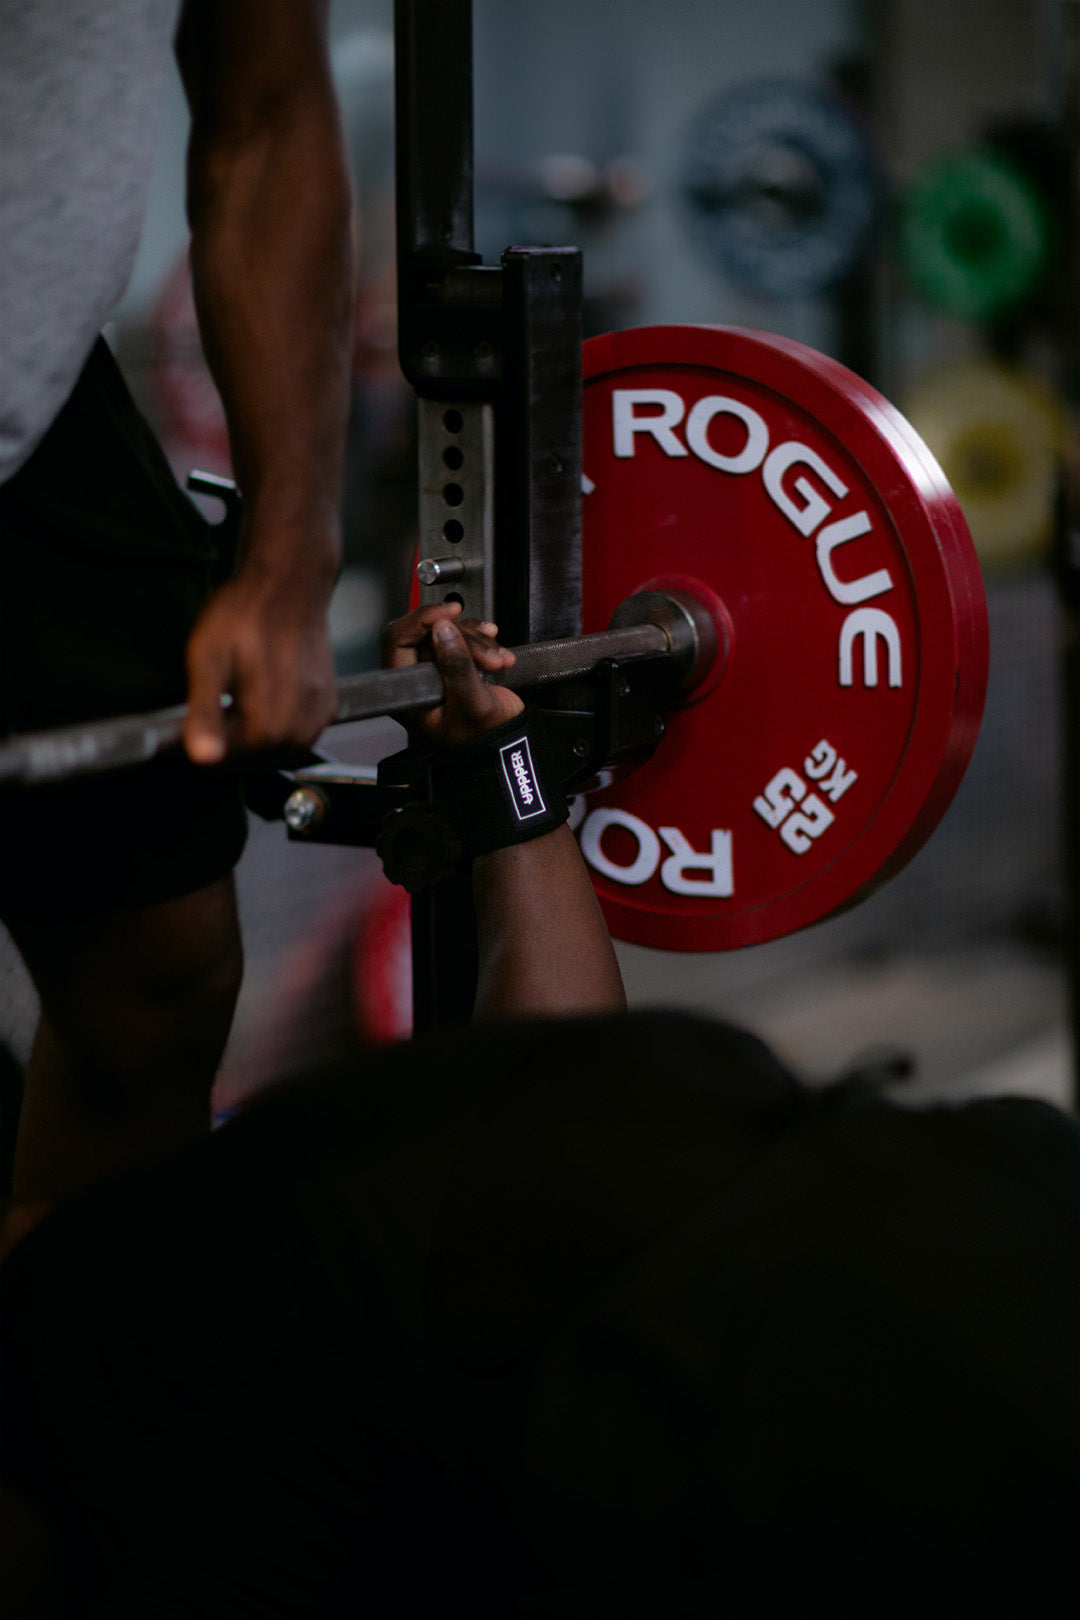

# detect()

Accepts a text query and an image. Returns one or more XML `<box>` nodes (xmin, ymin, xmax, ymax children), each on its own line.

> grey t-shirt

<box><xmin>0</xmin><ymin>0</ymin><xmax>181</xmax><ymax>483</ymax></box>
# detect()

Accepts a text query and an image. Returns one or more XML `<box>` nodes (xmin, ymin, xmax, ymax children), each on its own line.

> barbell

<box><xmin>0</xmin><ymin>326</ymin><xmax>989</xmax><ymax>954</ymax></box>
<box><xmin>0</xmin><ymin>602</ymin><xmax>697</xmax><ymax>788</ymax></box>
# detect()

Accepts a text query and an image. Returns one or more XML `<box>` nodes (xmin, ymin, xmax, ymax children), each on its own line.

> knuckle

<box><xmin>381</xmin><ymin>615</ymin><xmax>410</xmax><ymax>651</ymax></box>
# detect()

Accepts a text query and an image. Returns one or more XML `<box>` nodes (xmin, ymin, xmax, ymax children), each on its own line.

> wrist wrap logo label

<box><xmin>499</xmin><ymin>734</ymin><xmax>547</xmax><ymax>822</ymax></box>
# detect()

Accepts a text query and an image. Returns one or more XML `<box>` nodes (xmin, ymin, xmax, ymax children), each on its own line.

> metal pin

<box><xmin>416</xmin><ymin>557</ymin><xmax>467</xmax><ymax>586</ymax></box>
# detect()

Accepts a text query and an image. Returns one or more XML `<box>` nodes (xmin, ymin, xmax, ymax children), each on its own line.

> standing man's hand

<box><xmin>183</xmin><ymin>542</ymin><xmax>338</xmax><ymax>764</ymax></box>
<box><xmin>176</xmin><ymin>0</ymin><xmax>353</xmax><ymax>765</ymax></box>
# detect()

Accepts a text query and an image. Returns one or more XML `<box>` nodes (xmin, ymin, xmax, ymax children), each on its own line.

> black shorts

<box><xmin>0</xmin><ymin>339</ymin><xmax>248</xmax><ymax>921</ymax></box>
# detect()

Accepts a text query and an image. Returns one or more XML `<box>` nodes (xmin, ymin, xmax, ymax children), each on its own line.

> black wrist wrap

<box><xmin>431</xmin><ymin>706</ymin><xmax>570</xmax><ymax>856</ymax></box>
<box><xmin>375</xmin><ymin>709</ymin><xmax>569</xmax><ymax>890</ymax></box>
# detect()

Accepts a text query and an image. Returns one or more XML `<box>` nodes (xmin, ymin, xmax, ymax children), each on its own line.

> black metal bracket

<box><xmin>531</xmin><ymin>660</ymin><xmax>671</xmax><ymax>793</ymax></box>
<box><xmin>275</xmin><ymin>655</ymin><xmax>669</xmax><ymax>854</ymax></box>
<box><xmin>394</xmin><ymin>0</ymin><xmax>485</xmax><ymax>394</ymax></box>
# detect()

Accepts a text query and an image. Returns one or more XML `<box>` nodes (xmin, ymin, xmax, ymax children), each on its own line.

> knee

<box><xmin>17</xmin><ymin>880</ymin><xmax>245</xmax><ymax>1098</ymax></box>
<box><xmin>92</xmin><ymin>904</ymin><xmax>244</xmax><ymax>1087</ymax></box>
<box><xmin>133</xmin><ymin>907</ymin><xmax>245</xmax><ymax>1031</ymax></box>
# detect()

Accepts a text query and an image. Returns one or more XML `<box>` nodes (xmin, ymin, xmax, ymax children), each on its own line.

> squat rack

<box><xmin>392</xmin><ymin>0</ymin><xmax>584</xmax><ymax>1031</ymax></box>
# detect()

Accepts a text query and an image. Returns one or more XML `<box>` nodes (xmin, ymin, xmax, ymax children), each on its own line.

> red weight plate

<box><xmin>351</xmin><ymin>874</ymin><xmax>413</xmax><ymax>1044</ymax></box>
<box><xmin>578</xmin><ymin>325</ymin><xmax>988</xmax><ymax>950</ymax></box>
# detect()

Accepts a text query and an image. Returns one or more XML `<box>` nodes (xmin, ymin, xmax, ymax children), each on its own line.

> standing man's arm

<box><xmin>174</xmin><ymin>0</ymin><xmax>355</xmax><ymax>764</ymax></box>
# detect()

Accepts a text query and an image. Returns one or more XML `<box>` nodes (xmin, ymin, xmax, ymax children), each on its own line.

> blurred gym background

<box><xmin>2</xmin><ymin>0</ymin><xmax>1077</xmax><ymax>1111</ymax></box>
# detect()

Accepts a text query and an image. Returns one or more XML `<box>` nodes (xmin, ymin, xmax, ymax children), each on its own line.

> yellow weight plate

<box><xmin>904</xmin><ymin>358</ymin><xmax>1065</xmax><ymax>570</ymax></box>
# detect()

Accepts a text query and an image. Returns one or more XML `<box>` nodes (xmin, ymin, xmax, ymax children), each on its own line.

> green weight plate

<box><xmin>899</xmin><ymin>149</ymin><xmax>1050</xmax><ymax>324</ymax></box>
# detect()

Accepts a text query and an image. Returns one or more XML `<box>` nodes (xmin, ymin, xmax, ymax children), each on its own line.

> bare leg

<box><xmin>6</xmin><ymin>875</ymin><xmax>243</xmax><ymax>1203</ymax></box>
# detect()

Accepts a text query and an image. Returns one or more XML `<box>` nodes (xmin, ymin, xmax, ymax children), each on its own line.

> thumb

<box><xmin>432</xmin><ymin>615</ymin><xmax>484</xmax><ymax>704</ymax></box>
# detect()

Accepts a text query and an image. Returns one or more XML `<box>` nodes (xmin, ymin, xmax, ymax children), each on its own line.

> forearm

<box><xmin>179</xmin><ymin>1</ymin><xmax>354</xmax><ymax>582</ymax></box>
<box><xmin>383</xmin><ymin>607</ymin><xmax>625</xmax><ymax>1020</ymax></box>
<box><xmin>472</xmin><ymin>826</ymin><xmax>626</xmax><ymax>1020</ymax></box>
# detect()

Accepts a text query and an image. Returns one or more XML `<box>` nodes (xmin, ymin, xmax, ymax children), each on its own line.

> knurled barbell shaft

<box><xmin>0</xmin><ymin>621</ymin><xmax>673</xmax><ymax>789</ymax></box>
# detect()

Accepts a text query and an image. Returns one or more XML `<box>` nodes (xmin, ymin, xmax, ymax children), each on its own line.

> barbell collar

<box><xmin>606</xmin><ymin>587</ymin><xmax>721</xmax><ymax>696</ymax></box>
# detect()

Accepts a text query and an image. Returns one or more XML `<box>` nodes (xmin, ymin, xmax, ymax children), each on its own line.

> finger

<box><xmin>230</xmin><ymin>667</ymin><xmax>297</xmax><ymax>754</ymax></box>
<box><xmin>230</xmin><ymin>670</ymin><xmax>337</xmax><ymax>757</ymax></box>
<box><xmin>183</xmin><ymin>643</ymin><xmax>234</xmax><ymax>765</ymax></box>
<box><xmin>466</xmin><ymin>639</ymin><xmax>516</xmax><ymax>671</ymax></box>
<box><xmin>456</xmin><ymin>618</ymin><xmax>516</xmax><ymax>671</ymax></box>
<box><xmin>431</xmin><ymin>616</ymin><xmax>494</xmax><ymax>723</ymax></box>
<box><xmin>431</xmin><ymin>618</ymin><xmax>525</xmax><ymax>739</ymax></box>
<box><xmin>458</xmin><ymin>617</ymin><xmax>500</xmax><ymax>639</ymax></box>
<box><xmin>382</xmin><ymin>601</ymin><xmax>463</xmax><ymax>668</ymax></box>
